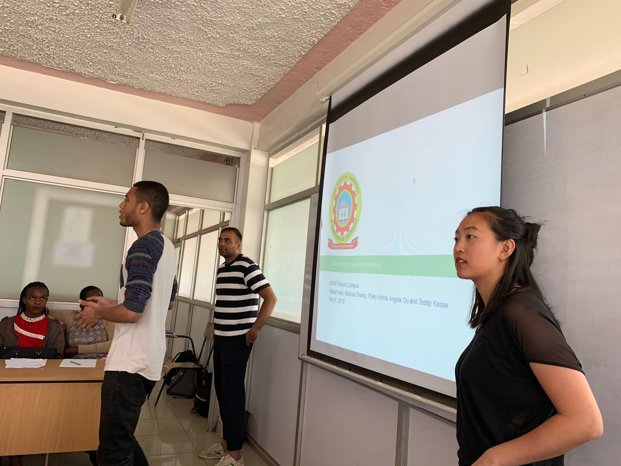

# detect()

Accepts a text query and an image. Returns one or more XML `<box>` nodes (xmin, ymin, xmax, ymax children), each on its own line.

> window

<box><xmin>270</xmin><ymin>141</ymin><xmax>319</xmax><ymax>202</ymax></box>
<box><xmin>179</xmin><ymin>236</ymin><xmax>198</xmax><ymax>298</ymax></box>
<box><xmin>164</xmin><ymin>208</ymin><xmax>228</xmax><ymax>359</ymax></box>
<box><xmin>0</xmin><ymin>179</ymin><xmax>125</xmax><ymax>301</ymax></box>
<box><xmin>7</xmin><ymin>115</ymin><xmax>138</xmax><ymax>186</ymax></box>
<box><xmin>187</xmin><ymin>208</ymin><xmax>202</xmax><ymax>235</ymax></box>
<box><xmin>263</xmin><ymin>129</ymin><xmax>322</xmax><ymax>323</ymax></box>
<box><xmin>263</xmin><ymin>199</ymin><xmax>311</xmax><ymax>322</ymax></box>
<box><xmin>143</xmin><ymin>140</ymin><xmax>238</xmax><ymax>202</ymax></box>
<box><xmin>202</xmin><ymin>209</ymin><xmax>221</xmax><ymax>228</ymax></box>
<box><xmin>175</xmin><ymin>212</ymin><xmax>187</xmax><ymax>240</ymax></box>
<box><xmin>172</xmin><ymin>209</ymin><xmax>228</xmax><ymax>303</ymax></box>
<box><xmin>195</xmin><ymin>230</ymin><xmax>220</xmax><ymax>302</ymax></box>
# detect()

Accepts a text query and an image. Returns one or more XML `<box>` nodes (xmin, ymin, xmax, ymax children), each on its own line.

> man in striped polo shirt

<box><xmin>200</xmin><ymin>227</ymin><xmax>277</xmax><ymax>466</ymax></box>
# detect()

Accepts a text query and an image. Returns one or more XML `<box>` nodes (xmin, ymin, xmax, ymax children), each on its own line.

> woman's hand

<box><xmin>472</xmin><ymin>450</ymin><xmax>503</xmax><ymax>466</ymax></box>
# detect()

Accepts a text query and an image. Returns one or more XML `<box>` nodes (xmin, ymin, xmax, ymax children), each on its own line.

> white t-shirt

<box><xmin>105</xmin><ymin>230</ymin><xmax>177</xmax><ymax>381</ymax></box>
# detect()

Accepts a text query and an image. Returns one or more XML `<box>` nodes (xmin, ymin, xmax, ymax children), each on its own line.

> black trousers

<box><xmin>214</xmin><ymin>335</ymin><xmax>253</xmax><ymax>451</ymax></box>
<box><xmin>98</xmin><ymin>371</ymin><xmax>155</xmax><ymax>466</ymax></box>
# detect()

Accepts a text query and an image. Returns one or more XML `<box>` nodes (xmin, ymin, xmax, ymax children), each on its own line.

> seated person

<box><xmin>0</xmin><ymin>281</ymin><xmax>64</xmax><ymax>466</ymax></box>
<box><xmin>54</xmin><ymin>285</ymin><xmax>114</xmax><ymax>359</ymax></box>
<box><xmin>52</xmin><ymin>285</ymin><xmax>111</xmax><ymax>466</ymax></box>
<box><xmin>0</xmin><ymin>281</ymin><xmax>65</xmax><ymax>357</ymax></box>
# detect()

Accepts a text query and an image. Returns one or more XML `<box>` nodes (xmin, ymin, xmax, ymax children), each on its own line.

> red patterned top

<box><xmin>14</xmin><ymin>314</ymin><xmax>49</xmax><ymax>348</ymax></box>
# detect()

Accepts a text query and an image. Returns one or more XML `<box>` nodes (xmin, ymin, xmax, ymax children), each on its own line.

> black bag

<box><xmin>193</xmin><ymin>368</ymin><xmax>212</xmax><ymax>417</ymax></box>
<box><xmin>163</xmin><ymin>349</ymin><xmax>197</xmax><ymax>385</ymax></box>
<box><xmin>166</xmin><ymin>368</ymin><xmax>199</xmax><ymax>398</ymax></box>
<box><xmin>192</xmin><ymin>341</ymin><xmax>214</xmax><ymax>417</ymax></box>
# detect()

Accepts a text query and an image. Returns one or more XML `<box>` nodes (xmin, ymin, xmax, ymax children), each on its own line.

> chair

<box><xmin>154</xmin><ymin>325</ymin><xmax>212</xmax><ymax>406</ymax></box>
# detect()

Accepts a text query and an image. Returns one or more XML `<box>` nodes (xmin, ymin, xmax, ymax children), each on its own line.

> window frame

<box><xmin>260</xmin><ymin>126</ymin><xmax>324</xmax><ymax>331</ymax></box>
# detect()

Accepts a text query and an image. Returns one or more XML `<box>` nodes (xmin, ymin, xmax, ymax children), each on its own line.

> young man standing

<box><xmin>200</xmin><ymin>227</ymin><xmax>277</xmax><ymax>466</ymax></box>
<box><xmin>76</xmin><ymin>180</ymin><xmax>177</xmax><ymax>466</ymax></box>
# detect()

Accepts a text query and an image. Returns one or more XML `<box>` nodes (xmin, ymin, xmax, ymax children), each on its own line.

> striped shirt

<box><xmin>121</xmin><ymin>230</ymin><xmax>178</xmax><ymax>313</ymax></box>
<box><xmin>214</xmin><ymin>254</ymin><xmax>270</xmax><ymax>337</ymax></box>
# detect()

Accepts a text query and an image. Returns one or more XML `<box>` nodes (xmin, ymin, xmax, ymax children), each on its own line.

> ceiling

<box><xmin>0</xmin><ymin>0</ymin><xmax>400</xmax><ymax>122</ymax></box>
<box><xmin>1</xmin><ymin>0</ymin><xmax>620</xmax><ymax>123</ymax></box>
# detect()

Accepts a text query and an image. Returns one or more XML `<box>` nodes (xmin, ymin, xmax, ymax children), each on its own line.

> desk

<box><xmin>0</xmin><ymin>359</ymin><xmax>104</xmax><ymax>456</ymax></box>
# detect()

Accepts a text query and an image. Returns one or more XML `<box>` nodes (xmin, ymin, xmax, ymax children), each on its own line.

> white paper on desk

<box><xmin>5</xmin><ymin>358</ymin><xmax>47</xmax><ymax>368</ymax></box>
<box><xmin>60</xmin><ymin>359</ymin><xmax>97</xmax><ymax>368</ymax></box>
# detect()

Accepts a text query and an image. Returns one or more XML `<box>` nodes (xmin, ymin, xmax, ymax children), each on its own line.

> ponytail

<box><xmin>466</xmin><ymin>207</ymin><xmax>545</xmax><ymax>328</ymax></box>
<box><xmin>523</xmin><ymin>221</ymin><xmax>540</xmax><ymax>267</ymax></box>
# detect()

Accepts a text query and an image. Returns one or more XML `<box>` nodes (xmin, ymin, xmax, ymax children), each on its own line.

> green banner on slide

<box><xmin>319</xmin><ymin>255</ymin><xmax>456</xmax><ymax>277</ymax></box>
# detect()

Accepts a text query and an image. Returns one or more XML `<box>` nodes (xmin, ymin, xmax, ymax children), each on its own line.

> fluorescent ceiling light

<box><xmin>112</xmin><ymin>0</ymin><xmax>139</xmax><ymax>24</ymax></box>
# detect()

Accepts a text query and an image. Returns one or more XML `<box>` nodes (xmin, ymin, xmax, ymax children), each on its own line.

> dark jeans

<box><xmin>214</xmin><ymin>335</ymin><xmax>253</xmax><ymax>451</ymax></box>
<box><xmin>98</xmin><ymin>371</ymin><xmax>155</xmax><ymax>466</ymax></box>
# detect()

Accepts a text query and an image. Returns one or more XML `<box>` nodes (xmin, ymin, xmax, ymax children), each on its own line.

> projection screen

<box><xmin>309</xmin><ymin>0</ymin><xmax>510</xmax><ymax>397</ymax></box>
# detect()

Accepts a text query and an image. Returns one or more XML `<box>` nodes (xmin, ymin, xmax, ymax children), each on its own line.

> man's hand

<box><xmin>243</xmin><ymin>286</ymin><xmax>276</xmax><ymax>347</ymax></box>
<box><xmin>75</xmin><ymin>295</ymin><xmax>112</xmax><ymax>329</ymax></box>
<box><xmin>74</xmin><ymin>305</ymin><xmax>99</xmax><ymax>330</ymax></box>
<box><xmin>79</xmin><ymin>295</ymin><xmax>116</xmax><ymax>309</ymax></box>
<box><xmin>245</xmin><ymin>327</ymin><xmax>258</xmax><ymax>346</ymax></box>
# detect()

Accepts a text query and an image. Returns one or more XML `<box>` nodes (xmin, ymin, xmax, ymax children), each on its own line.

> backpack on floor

<box><xmin>192</xmin><ymin>367</ymin><xmax>212</xmax><ymax>417</ymax></box>
<box><xmin>163</xmin><ymin>349</ymin><xmax>198</xmax><ymax>385</ymax></box>
<box><xmin>166</xmin><ymin>367</ymin><xmax>199</xmax><ymax>398</ymax></box>
<box><xmin>192</xmin><ymin>342</ymin><xmax>214</xmax><ymax>417</ymax></box>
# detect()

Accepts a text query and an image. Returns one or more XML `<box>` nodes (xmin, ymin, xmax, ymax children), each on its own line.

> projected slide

<box><xmin>312</xmin><ymin>89</ymin><xmax>503</xmax><ymax>395</ymax></box>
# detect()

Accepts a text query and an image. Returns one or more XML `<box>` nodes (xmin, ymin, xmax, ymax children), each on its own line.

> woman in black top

<box><xmin>453</xmin><ymin>207</ymin><xmax>603</xmax><ymax>466</ymax></box>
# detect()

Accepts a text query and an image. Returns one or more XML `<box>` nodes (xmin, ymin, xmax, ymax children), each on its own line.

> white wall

<box><xmin>408</xmin><ymin>408</ymin><xmax>457</xmax><ymax>465</ymax></box>
<box><xmin>502</xmin><ymin>84</ymin><xmax>621</xmax><ymax>466</ymax></box>
<box><xmin>248</xmin><ymin>328</ymin><xmax>460</xmax><ymax>466</ymax></box>
<box><xmin>0</xmin><ymin>307</ymin><xmax>16</xmax><ymax>320</ymax></box>
<box><xmin>0</xmin><ymin>65</ymin><xmax>253</xmax><ymax>151</ymax></box>
<box><xmin>300</xmin><ymin>364</ymin><xmax>399</xmax><ymax>465</ymax></box>
<box><xmin>247</xmin><ymin>325</ymin><xmax>301</xmax><ymax>466</ymax></box>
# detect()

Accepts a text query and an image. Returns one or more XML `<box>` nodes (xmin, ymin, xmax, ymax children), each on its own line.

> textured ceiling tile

<box><xmin>0</xmin><ymin>0</ymin><xmax>358</xmax><ymax>107</ymax></box>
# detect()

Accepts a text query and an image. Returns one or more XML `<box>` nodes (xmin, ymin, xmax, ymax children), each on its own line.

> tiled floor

<box><xmin>15</xmin><ymin>382</ymin><xmax>269</xmax><ymax>466</ymax></box>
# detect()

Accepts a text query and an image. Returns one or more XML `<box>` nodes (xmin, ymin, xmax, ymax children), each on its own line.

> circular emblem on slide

<box><xmin>329</xmin><ymin>172</ymin><xmax>361</xmax><ymax>244</ymax></box>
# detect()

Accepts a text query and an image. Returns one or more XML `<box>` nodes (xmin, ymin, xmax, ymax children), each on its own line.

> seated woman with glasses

<box><xmin>0</xmin><ymin>281</ymin><xmax>65</xmax><ymax>466</ymax></box>
<box><xmin>0</xmin><ymin>281</ymin><xmax>65</xmax><ymax>357</ymax></box>
<box><xmin>57</xmin><ymin>285</ymin><xmax>114</xmax><ymax>359</ymax></box>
